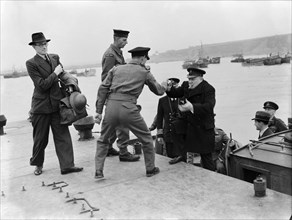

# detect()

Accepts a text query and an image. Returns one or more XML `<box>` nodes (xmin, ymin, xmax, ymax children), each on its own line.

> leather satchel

<box><xmin>59</xmin><ymin>95</ymin><xmax>87</xmax><ymax>125</ymax></box>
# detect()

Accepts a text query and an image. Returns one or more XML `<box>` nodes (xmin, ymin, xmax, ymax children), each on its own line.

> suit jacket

<box><xmin>167</xmin><ymin>80</ymin><xmax>216</xmax><ymax>153</ymax></box>
<box><xmin>156</xmin><ymin>96</ymin><xmax>180</xmax><ymax>142</ymax></box>
<box><xmin>259</xmin><ymin>127</ymin><xmax>274</xmax><ymax>139</ymax></box>
<box><xmin>26</xmin><ymin>54</ymin><xmax>63</xmax><ymax>114</ymax></box>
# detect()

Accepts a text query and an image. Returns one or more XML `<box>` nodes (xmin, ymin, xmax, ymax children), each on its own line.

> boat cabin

<box><xmin>228</xmin><ymin>129</ymin><xmax>292</xmax><ymax>195</ymax></box>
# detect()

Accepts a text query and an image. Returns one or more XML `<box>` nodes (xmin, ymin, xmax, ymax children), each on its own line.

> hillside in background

<box><xmin>149</xmin><ymin>33</ymin><xmax>292</xmax><ymax>63</ymax></box>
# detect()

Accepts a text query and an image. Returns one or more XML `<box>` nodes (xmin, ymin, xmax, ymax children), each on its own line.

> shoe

<box><xmin>94</xmin><ymin>170</ymin><xmax>104</xmax><ymax>179</ymax></box>
<box><xmin>169</xmin><ymin>156</ymin><xmax>185</xmax><ymax>165</ymax></box>
<box><xmin>61</xmin><ymin>166</ymin><xmax>83</xmax><ymax>175</ymax></box>
<box><xmin>146</xmin><ymin>167</ymin><xmax>160</xmax><ymax>177</ymax></box>
<box><xmin>119</xmin><ymin>152</ymin><xmax>140</xmax><ymax>162</ymax></box>
<box><xmin>34</xmin><ymin>166</ymin><xmax>43</xmax><ymax>175</ymax></box>
<box><xmin>107</xmin><ymin>148</ymin><xmax>120</xmax><ymax>156</ymax></box>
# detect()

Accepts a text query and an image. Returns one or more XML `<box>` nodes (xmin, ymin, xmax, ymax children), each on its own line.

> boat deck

<box><xmin>1</xmin><ymin>120</ymin><xmax>291</xmax><ymax>219</ymax></box>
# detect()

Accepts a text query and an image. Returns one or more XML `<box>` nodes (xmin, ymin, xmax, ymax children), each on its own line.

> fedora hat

<box><xmin>252</xmin><ymin>111</ymin><xmax>271</xmax><ymax>122</ymax></box>
<box><xmin>29</xmin><ymin>32</ymin><xmax>51</xmax><ymax>46</ymax></box>
<box><xmin>69</xmin><ymin>92</ymin><xmax>87</xmax><ymax>114</ymax></box>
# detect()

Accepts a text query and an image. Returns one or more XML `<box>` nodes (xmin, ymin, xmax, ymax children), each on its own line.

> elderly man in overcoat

<box><xmin>166</xmin><ymin>65</ymin><xmax>216</xmax><ymax>171</ymax></box>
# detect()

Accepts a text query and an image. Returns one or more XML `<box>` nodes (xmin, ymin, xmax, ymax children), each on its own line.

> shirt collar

<box><xmin>37</xmin><ymin>53</ymin><xmax>47</xmax><ymax>60</ymax></box>
<box><xmin>110</xmin><ymin>44</ymin><xmax>123</xmax><ymax>55</ymax></box>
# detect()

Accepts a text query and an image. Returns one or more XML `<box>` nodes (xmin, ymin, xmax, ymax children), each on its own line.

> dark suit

<box><xmin>259</xmin><ymin>127</ymin><xmax>274</xmax><ymax>139</ymax></box>
<box><xmin>156</xmin><ymin>96</ymin><xmax>184</xmax><ymax>158</ymax></box>
<box><xmin>167</xmin><ymin>80</ymin><xmax>216</xmax><ymax>171</ymax></box>
<box><xmin>26</xmin><ymin>54</ymin><xmax>75</xmax><ymax>169</ymax></box>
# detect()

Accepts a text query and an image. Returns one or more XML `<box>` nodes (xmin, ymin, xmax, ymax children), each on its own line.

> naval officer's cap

<box><xmin>113</xmin><ymin>29</ymin><xmax>130</xmax><ymax>38</ymax></box>
<box><xmin>187</xmin><ymin>65</ymin><xmax>206</xmax><ymax>78</ymax></box>
<box><xmin>128</xmin><ymin>47</ymin><xmax>150</xmax><ymax>60</ymax></box>
<box><xmin>263</xmin><ymin>101</ymin><xmax>279</xmax><ymax>110</ymax></box>
<box><xmin>169</xmin><ymin>78</ymin><xmax>180</xmax><ymax>84</ymax></box>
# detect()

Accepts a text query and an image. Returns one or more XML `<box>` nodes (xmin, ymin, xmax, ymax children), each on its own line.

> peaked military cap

<box><xmin>263</xmin><ymin>101</ymin><xmax>279</xmax><ymax>110</ymax></box>
<box><xmin>29</xmin><ymin>32</ymin><xmax>51</xmax><ymax>45</ymax></box>
<box><xmin>187</xmin><ymin>65</ymin><xmax>206</xmax><ymax>78</ymax></box>
<box><xmin>252</xmin><ymin>111</ymin><xmax>271</xmax><ymax>122</ymax></box>
<box><xmin>113</xmin><ymin>29</ymin><xmax>130</xmax><ymax>38</ymax></box>
<box><xmin>169</xmin><ymin>78</ymin><xmax>180</xmax><ymax>84</ymax></box>
<box><xmin>128</xmin><ymin>47</ymin><xmax>150</xmax><ymax>60</ymax></box>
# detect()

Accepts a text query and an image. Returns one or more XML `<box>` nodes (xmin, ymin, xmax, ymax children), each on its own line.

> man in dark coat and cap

<box><xmin>166</xmin><ymin>65</ymin><xmax>216</xmax><ymax>171</ymax></box>
<box><xmin>263</xmin><ymin>101</ymin><xmax>287</xmax><ymax>133</ymax></box>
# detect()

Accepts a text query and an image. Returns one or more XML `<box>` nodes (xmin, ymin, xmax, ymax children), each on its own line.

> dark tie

<box><xmin>45</xmin><ymin>55</ymin><xmax>51</xmax><ymax>65</ymax></box>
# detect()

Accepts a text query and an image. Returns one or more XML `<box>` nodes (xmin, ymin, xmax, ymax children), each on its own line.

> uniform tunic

<box><xmin>268</xmin><ymin>116</ymin><xmax>288</xmax><ymax>133</ymax></box>
<box><xmin>95</xmin><ymin>60</ymin><xmax>165</xmax><ymax>171</ymax></box>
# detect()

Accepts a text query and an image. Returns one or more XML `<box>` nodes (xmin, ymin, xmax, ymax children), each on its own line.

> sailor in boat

<box><xmin>252</xmin><ymin>111</ymin><xmax>274</xmax><ymax>139</ymax></box>
<box><xmin>263</xmin><ymin>101</ymin><xmax>288</xmax><ymax>133</ymax></box>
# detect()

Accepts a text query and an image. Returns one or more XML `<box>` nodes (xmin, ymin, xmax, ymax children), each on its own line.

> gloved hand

<box><xmin>178</xmin><ymin>99</ymin><xmax>193</xmax><ymax>113</ymax></box>
<box><xmin>94</xmin><ymin>113</ymin><xmax>102</xmax><ymax>125</ymax></box>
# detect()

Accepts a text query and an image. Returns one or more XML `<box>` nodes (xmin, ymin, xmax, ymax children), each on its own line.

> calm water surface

<box><xmin>1</xmin><ymin>57</ymin><xmax>291</xmax><ymax>144</ymax></box>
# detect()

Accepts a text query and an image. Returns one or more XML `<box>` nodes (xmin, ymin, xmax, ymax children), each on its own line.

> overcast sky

<box><xmin>1</xmin><ymin>1</ymin><xmax>291</xmax><ymax>71</ymax></box>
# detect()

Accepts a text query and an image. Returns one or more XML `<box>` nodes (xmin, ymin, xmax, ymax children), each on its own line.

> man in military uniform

<box><xmin>263</xmin><ymin>101</ymin><xmax>287</xmax><ymax>133</ymax></box>
<box><xmin>97</xmin><ymin>29</ymin><xmax>139</xmax><ymax>162</ymax></box>
<box><xmin>94</xmin><ymin>47</ymin><xmax>167</xmax><ymax>178</ymax></box>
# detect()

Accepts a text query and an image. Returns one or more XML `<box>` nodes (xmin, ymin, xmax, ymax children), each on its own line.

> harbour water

<box><xmin>1</xmin><ymin>57</ymin><xmax>291</xmax><ymax>145</ymax></box>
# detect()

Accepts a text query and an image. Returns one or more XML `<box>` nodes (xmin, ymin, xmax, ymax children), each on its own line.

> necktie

<box><xmin>45</xmin><ymin>55</ymin><xmax>51</xmax><ymax>65</ymax></box>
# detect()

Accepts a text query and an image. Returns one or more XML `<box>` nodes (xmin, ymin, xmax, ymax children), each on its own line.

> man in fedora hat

<box><xmin>94</xmin><ymin>47</ymin><xmax>167</xmax><ymax>178</ymax></box>
<box><xmin>165</xmin><ymin>64</ymin><xmax>216</xmax><ymax>171</ymax></box>
<box><xmin>26</xmin><ymin>32</ymin><xmax>83</xmax><ymax>175</ymax></box>
<box><xmin>252</xmin><ymin>111</ymin><xmax>274</xmax><ymax>139</ymax></box>
<box><xmin>263</xmin><ymin>101</ymin><xmax>287</xmax><ymax>133</ymax></box>
<box><xmin>96</xmin><ymin>29</ymin><xmax>140</xmax><ymax>162</ymax></box>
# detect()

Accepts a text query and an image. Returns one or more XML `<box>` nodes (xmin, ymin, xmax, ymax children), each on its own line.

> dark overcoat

<box><xmin>167</xmin><ymin>80</ymin><xmax>216</xmax><ymax>154</ymax></box>
<box><xmin>156</xmin><ymin>96</ymin><xmax>180</xmax><ymax>142</ymax></box>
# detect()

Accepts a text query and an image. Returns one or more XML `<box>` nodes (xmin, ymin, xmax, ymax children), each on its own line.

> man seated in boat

<box><xmin>252</xmin><ymin>111</ymin><xmax>274</xmax><ymax>139</ymax></box>
<box><xmin>263</xmin><ymin>101</ymin><xmax>288</xmax><ymax>133</ymax></box>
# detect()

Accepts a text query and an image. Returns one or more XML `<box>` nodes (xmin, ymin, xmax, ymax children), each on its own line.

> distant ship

<box><xmin>76</xmin><ymin>68</ymin><xmax>96</xmax><ymax>77</ymax></box>
<box><xmin>3</xmin><ymin>70</ymin><xmax>28</xmax><ymax>79</ymax></box>
<box><xmin>182</xmin><ymin>42</ymin><xmax>209</xmax><ymax>69</ymax></box>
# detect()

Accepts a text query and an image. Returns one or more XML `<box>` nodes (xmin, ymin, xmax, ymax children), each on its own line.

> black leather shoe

<box><xmin>146</xmin><ymin>167</ymin><xmax>160</xmax><ymax>177</ymax></box>
<box><xmin>94</xmin><ymin>170</ymin><xmax>104</xmax><ymax>179</ymax></box>
<box><xmin>169</xmin><ymin>156</ymin><xmax>185</xmax><ymax>165</ymax></box>
<box><xmin>107</xmin><ymin>148</ymin><xmax>120</xmax><ymax>156</ymax></box>
<box><xmin>61</xmin><ymin>167</ymin><xmax>83</xmax><ymax>175</ymax></box>
<box><xmin>119</xmin><ymin>152</ymin><xmax>140</xmax><ymax>162</ymax></box>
